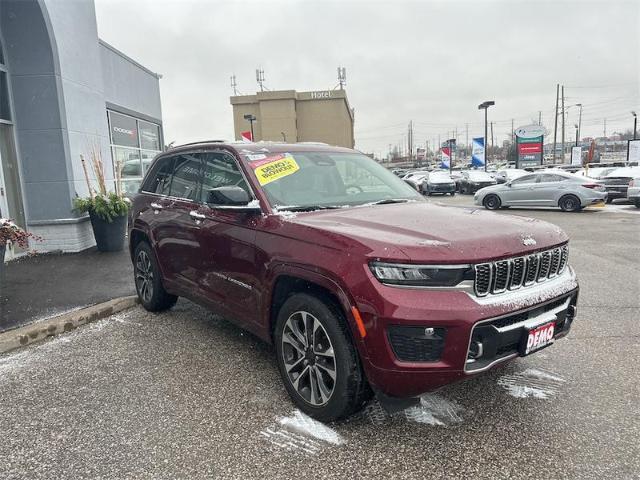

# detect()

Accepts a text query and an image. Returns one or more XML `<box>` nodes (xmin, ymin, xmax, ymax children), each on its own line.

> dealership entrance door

<box><xmin>0</xmin><ymin>124</ymin><xmax>26</xmax><ymax>259</ymax></box>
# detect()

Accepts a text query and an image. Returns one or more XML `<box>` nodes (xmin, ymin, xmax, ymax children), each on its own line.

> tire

<box><xmin>606</xmin><ymin>197</ymin><xmax>613</xmax><ymax>204</ymax></box>
<box><xmin>449</xmin><ymin>192</ymin><xmax>455</xmax><ymax>196</ymax></box>
<box><xmin>635</xmin><ymin>199</ymin><xmax>640</xmax><ymax>209</ymax></box>
<box><xmin>274</xmin><ymin>293</ymin><xmax>370</xmax><ymax>421</ymax></box>
<box><xmin>559</xmin><ymin>195</ymin><xmax>582</xmax><ymax>212</ymax></box>
<box><xmin>133</xmin><ymin>241</ymin><xmax>178</xmax><ymax>311</ymax></box>
<box><xmin>483</xmin><ymin>194</ymin><xmax>501</xmax><ymax>210</ymax></box>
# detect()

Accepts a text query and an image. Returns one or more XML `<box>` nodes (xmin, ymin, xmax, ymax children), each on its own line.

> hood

<box><xmin>428</xmin><ymin>177</ymin><xmax>455</xmax><ymax>184</ymax></box>
<box><xmin>283</xmin><ymin>202</ymin><xmax>567</xmax><ymax>263</ymax></box>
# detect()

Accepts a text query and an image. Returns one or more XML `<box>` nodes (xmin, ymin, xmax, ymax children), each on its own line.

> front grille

<box><xmin>388</xmin><ymin>326</ymin><xmax>447</xmax><ymax>362</ymax></box>
<box><xmin>474</xmin><ymin>245</ymin><xmax>569</xmax><ymax>297</ymax></box>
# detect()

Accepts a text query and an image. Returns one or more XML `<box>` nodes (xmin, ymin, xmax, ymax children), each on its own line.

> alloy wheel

<box><xmin>135</xmin><ymin>250</ymin><xmax>154</xmax><ymax>304</ymax></box>
<box><xmin>281</xmin><ymin>311</ymin><xmax>337</xmax><ymax>406</ymax></box>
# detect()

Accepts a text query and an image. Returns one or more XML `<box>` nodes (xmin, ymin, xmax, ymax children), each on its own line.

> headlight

<box><xmin>369</xmin><ymin>262</ymin><xmax>474</xmax><ymax>287</ymax></box>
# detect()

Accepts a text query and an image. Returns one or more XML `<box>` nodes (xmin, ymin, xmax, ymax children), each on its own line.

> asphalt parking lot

<box><xmin>1</xmin><ymin>195</ymin><xmax>638</xmax><ymax>479</ymax></box>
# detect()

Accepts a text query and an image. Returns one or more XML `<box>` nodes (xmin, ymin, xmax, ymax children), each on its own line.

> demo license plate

<box><xmin>591</xmin><ymin>200</ymin><xmax>606</xmax><ymax>208</ymax></box>
<box><xmin>521</xmin><ymin>322</ymin><xmax>555</xmax><ymax>355</ymax></box>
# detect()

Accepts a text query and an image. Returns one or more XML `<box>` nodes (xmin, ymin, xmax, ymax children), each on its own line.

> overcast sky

<box><xmin>95</xmin><ymin>0</ymin><xmax>639</xmax><ymax>157</ymax></box>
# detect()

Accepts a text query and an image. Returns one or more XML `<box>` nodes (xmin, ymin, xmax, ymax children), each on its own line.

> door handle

<box><xmin>189</xmin><ymin>210</ymin><xmax>206</xmax><ymax>220</ymax></box>
<box><xmin>150</xmin><ymin>202</ymin><xmax>163</xmax><ymax>210</ymax></box>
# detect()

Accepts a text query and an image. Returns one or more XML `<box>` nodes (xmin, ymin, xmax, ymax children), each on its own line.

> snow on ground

<box><xmin>498</xmin><ymin>368</ymin><xmax>566</xmax><ymax>399</ymax></box>
<box><xmin>404</xmin><ymin>393</ymin><xmax>465</xmax><ymax>426</ymax></box>
<box><xmin>260</xmin><ymin>410</ymin><xmax>345</xmax><ymax>455</ymax></box>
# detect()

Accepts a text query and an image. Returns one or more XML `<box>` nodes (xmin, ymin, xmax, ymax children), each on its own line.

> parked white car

<box><xmin>627</xmin><ymin>177</ymin><xmax>640</xmax><ymax>208</ymax></box>
<box><xmin>474</xmin><ymin>171</ymin><xmax>607</xmax><ymax>212</ymax></box>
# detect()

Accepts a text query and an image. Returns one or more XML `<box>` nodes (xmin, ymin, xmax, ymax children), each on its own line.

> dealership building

<box><xmin>0</xmin><ymin>0</ymin><xmax>163</xmax><ymax>256</ymax></box>
<box><xmin>230</xmin><ymin>89</ymin><xmax>355</xmax><ymax>148</ymax></box>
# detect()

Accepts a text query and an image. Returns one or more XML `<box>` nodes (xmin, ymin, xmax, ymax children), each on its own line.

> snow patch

<box><xmin>498</xmin><ymin>368</ymin><xmax>566</xmax><ymax>399</ymax></box>
<box><xmin>260</xmin><ymin>410</ymin><xmax>344</xmax><ymax>455</ymax></box>
<box><xmin>404</xmin><ymin>393</ymin><xmax>465</xmax><ymax>426</ymax></box>
<box><xmin>520</xmin><ymin>235</ymin><xmax>537</xmax><ymax>246</ymax></box>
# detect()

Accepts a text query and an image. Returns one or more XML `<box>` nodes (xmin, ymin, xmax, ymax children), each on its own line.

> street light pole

<box><xmin>633</xmin><ymin>111</ymin><xmax>637</xmax><ymax>140</ymax></box>
<box><xmin>574</xmin><ymin>124</ymin><xmax>579</xmax><ymax>147</ymax></box>
<box><xmin>576</xmin><ymin>103</ymin><xmax>583</xmax><ymax>142</ymax></box>
<box><xmin>477</xmin><ymin>101</ymin><xmax>495</xmax><ymax>172</ymax></box>
<box><xmin>243</xmin><ymin>114</ymin><xmax>256</xmax><ymax>141</ymax></box>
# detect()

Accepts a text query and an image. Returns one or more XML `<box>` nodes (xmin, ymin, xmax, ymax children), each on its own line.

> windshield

<box><xmin>430</xmin><ymin>172</ymin><xmax>451</xmax><ymax>179</ymax></box>
<box><xmin>245</xmin><ymin>151</ymin><xmax>423</xmax><ymax>209</ymax></box>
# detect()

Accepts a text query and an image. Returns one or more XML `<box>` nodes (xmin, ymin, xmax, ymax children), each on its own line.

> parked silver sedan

<box><xmin>474</xmin><ymin>171</ymin><xmax>607</xmax><ymax>212</ymax></box>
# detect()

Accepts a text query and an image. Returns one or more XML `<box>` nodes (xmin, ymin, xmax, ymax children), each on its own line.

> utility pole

<box><xmin>553</xmin><ymin>84</ymin><xmax>559</xmax><ymax>162</ymax></box>
<box><xmin>511</xmin><ymin>118</ymin><xmax>515</xmax><ymax>162</ymax></box>
<box><xmin>576</xmin><ymin>103</ymin><xmax>583</xmax><ymax>142</ymax></box>
<box><xmin>465</xmin><ymin>123</ymin><xmax>469</xmax><ymax>153</ymax></box>
<box><xmin>538</xmin><ymin>111</ymin><xmax>542</xmax><ymax>126</ymax></box>
<box><xmin>603</xmin><ymin>118</ymin><xmax>607</xmax><ymax>137</ymax></box>
<box><xmin>490</xmin><ymin>122</ymin><xmax>495</xmax><ymax>150</ymax></box>
<box><xmin>256</xmin><ymin>68</ymin><xmax>265</xmax><ymax>92</ymax></box>
<box><xmin>561</xmin><ymin>85</ymin><xmax>565</xmax><ymax>163</ymax></box>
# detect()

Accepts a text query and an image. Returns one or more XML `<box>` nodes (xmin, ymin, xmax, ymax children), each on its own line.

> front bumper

<box><xmin>358</xmin><ymin>267</ymin><xmax>579</xmax><ymax>398</ymax></box>
<box><xmin>425</xmin><ymin>183</ymin><xmax>456</xmax><ymax>193</ymax></box>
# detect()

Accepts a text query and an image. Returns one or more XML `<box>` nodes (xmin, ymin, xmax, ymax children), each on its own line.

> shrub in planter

<box><xmin>73</xmin><ymin>148</ymin><xmax>130</xmax><ymax>252</ymax></box>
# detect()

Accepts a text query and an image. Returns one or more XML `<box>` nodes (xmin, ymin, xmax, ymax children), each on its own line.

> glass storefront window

<box><xmin>108</xmin><ymin>110</ymin><xmax>162</xmax><ymax>196</ymax></box>
<box><xmin>0</xmin><ymin>72</ymin><xmax>11</xmax><ymax>121</ymax></box>
<box><xmin>109</xmin><ymin>111</ymin><xmax>139</xmax><ymax>148</ymax></box>
<box><xmin>139</xmin><ymin>120</ymin><xmax>161</xmax><ymax>150</ymax></box>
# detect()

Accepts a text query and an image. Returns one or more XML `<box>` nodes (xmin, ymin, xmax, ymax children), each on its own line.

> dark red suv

<box><xmin>129</xmin><ymin>142</ymin><xmax>579</xmax><ymax>421</ymax></box>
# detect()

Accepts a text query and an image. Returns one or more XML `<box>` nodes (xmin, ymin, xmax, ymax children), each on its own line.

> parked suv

<box><xmin>129</xmin><ymin>142</ymin><xmax>579</xmax><ymax>421</ymax></box>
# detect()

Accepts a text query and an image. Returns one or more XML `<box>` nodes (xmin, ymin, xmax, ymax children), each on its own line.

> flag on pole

<box><xmin>241</xmin><ymin>131</ymin><xmax>253</xmax><ymax>142</ymax></box>
<box><xmin>472</xmin><ymin>137</ymin><xmax>485</xmax><ymax>167</ymax></box>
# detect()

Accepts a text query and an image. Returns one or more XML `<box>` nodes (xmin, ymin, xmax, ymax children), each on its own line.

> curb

<box><xmin>0</xmin><ymin>296</ymin><xmax>139</xmax><ymax>355</ymax></box>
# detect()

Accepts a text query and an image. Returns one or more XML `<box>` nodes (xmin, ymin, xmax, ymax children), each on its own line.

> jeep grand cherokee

<box><xmin>128</xmin><ymin>142</ymin><xmax>579</xmax><ymax>421</ymax></box>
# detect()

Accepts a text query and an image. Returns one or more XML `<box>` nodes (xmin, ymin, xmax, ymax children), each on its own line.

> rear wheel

<box><xmin>606</xmin><ymin>197</ymin><xmax>614</xmax><ymax>204</ymax></box>
<box><xmin>274</xmin><ymin>293</ymin><xmax>370</xmax><ymax>421</ymax></box>
<box><xmin>449</xmin><ymin>192</ymin><xmax>455</xmax><ymax>196</ymax></box>
<box><xmin>133</xmin><ymin>242</ymin><xmax>178</xmax><ymax>311</ymax></box>
<box><xmin>635</xmin><ymin>199</ymin><xmax>640</xmax><ymax>208</ymax></box>
<box><xmin>559</xmin><ymin>194</ymin><xmax>582</xmax><ymax>212</ymax></box>
<box><xmin>483</xmin><ymin>194</ymin><xmax>501</xmax><ymax>210</ymax></box>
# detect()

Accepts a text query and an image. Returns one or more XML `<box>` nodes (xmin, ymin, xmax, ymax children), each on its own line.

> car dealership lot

<box><xmin>1</xmin><ymin>200</ymin><xmax>638</xmax><ymax>479</ymax></box>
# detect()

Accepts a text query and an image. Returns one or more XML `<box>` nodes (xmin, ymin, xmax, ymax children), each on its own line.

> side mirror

<box><xmin>206</xmin><ymin>186</ymin><xmax>261</xmax><ymax>213</ymax></box>
<box><xmin>506</xmin><ymin>180</ymin><xmax>512</xmax><ymax>187</ymax></box>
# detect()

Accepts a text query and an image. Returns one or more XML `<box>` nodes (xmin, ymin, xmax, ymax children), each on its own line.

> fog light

<box><xmin>387</xmin><ymin>326</ymin><xmax>447</xmax><ymax>362</ymax></box>
<box><xmin>469</xmin><ymin>340</ymin><xmax>484</xmax><ymax>359</ymax></box>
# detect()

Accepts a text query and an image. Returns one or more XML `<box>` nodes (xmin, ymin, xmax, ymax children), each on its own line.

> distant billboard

<box><xmin>628</xmin><ymin>139</ymin><xmax>640</xmax><ymax>162</ymax></box>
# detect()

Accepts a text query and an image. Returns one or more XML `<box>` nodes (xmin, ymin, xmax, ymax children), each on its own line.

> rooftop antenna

<box><xmin>337</xmin><ymin>66</ymin><xmax>346</xmax><ymax>90</ymax></box>
<box><xmin>230</xmin><ymin>74</ymin><xmax>238</xmax><ymax>95</ymax></box>
<box><xmin>256</xmin><ymin>68</ymin><xmax>266</xmax><ymax>92</ymax></box>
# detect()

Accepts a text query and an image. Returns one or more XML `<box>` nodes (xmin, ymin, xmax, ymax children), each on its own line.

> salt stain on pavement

<box><xmin>260</xmin><ymin>410</ymin><xmax>344</xmax><ymax>455</ymax></box>
<box><xmin>498</xmin><ymin>368</ymin><xmax>566</xmax><ymax>399</ymax></box>
<box><xmin>404</xmin><ymin>393</ymin><xmax>465</xmax><ymax>426</ymax></box>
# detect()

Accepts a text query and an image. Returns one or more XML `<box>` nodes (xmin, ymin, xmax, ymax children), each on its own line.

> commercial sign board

<box><xmin>571</xmin><ymin>146</ymin><xmax>582</xmax><ymax>165</ymax></box>
<box><xmin>416</xmin><ymin>147</ymin><xmax>426</xmax><ymax>161</ymax></box>
<box><xmin>628</xmin><ymin>139</ymin><xmax>640</xmax><ymax>162</ymax></box>
<box><xmin>472</xmin><ymin>137</ymin><xmax>485</xmax><ymax>167</ymax></box>
<box><xmin>310</xmin><ymin>91</ymin><xmax>332</xmax><ymax>100</ymax></box>
<box><xmin>515</xmin><ymin>124</ymin><xmax>544</xmax><ymax>168</ymax></box>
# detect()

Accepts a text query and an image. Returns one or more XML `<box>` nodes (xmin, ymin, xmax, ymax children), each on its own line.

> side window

<box><xmin>141</xmin><ymin>156</ymin><xmax>174</xmax><ymax>195</ymax></box>
<box><xmin>200</xmin><ymin>152</ymin><xmax>250</xmax><ymax>203</ymax></box>
<box><xmin>511</xmin><ymin>174</ymin><xmax>537</xmax><ymax>185</ymax></box>
<box><xmin>540</xmin><ymin>174</ymin><xmax>566</xmax><ymax>183</ymax></box>
<box><xmin>169</xmin><ymin>154</ymin><xmax>200</xmax><ymax>201</ymax></box>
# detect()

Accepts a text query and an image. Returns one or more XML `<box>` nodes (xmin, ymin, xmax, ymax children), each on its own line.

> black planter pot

<box><xmin>88</xmin><ymin>211</ymin><xmax>127</xmax><ymax>252</ymax></box>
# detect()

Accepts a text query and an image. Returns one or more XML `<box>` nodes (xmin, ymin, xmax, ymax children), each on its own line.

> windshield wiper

<box><xmin>368</xmin><ymin>198</ymin><xmax>412</xmax><ymax>206</ymax></box>
<box><xmin>275</xmin><ymin>205</ymin><xmax>343</xmax><ymax>212</ymax></box>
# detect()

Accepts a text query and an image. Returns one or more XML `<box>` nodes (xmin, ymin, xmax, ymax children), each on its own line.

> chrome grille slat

<box><xmin>474</xmin><ymin>245</ymin><xmax>569</xmax><ymax>297</ymax></box>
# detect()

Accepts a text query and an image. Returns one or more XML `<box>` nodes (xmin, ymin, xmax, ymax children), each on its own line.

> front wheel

<box><xmin>274</xmin><ymin>293</ymin><xmax>370</xmax><ymax>421</ymax></box>
<box><xmin>133</xmin><ymin>242</ymin><xmax>178</xmax><ymax>311</ymax></box>
<box><xmin>449</xmin><ymin>192</ymin><xmax>455</xmax><ymax>196</ymax></box>
<box><xmin>635</xmin><ymin>199</ymin><xmax>640</xmax><ymax>209</ymax></box>
<box><xmin>483</xmin><ymin>194</ymin><xmax>501</xmax><ymax>210</ymax></box>
<box><xmin>559</xmin><ymin>195</ymin><xmax>582</xmax><ymax>212</ymax></box>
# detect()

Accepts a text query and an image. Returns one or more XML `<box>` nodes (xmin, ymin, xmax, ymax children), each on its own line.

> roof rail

<box><xmin>170</xmin><ymin>140</ymin><xmax>226</xmax><ymax>148</ymax></box>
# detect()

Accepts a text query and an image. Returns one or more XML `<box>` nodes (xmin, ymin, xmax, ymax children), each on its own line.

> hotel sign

<box><xmin>310</xmin><ymin>91</ymin><xmax>332</xmax><ymax>99</ymax></box>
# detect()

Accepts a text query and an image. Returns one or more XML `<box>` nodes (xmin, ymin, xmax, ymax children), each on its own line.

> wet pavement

<box><xmin>0</xmin><ymin>197</ymin><xmax>638</xmax><ymax>479</ymax></box>
<box><xmin>0</xmin><ymin>248</ymin><xmax>134</xmax><ymax>332</ymax></box>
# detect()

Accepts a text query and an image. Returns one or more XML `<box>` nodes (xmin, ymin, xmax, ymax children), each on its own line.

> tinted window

<box><xmin>170</xmin><ymin>155</ymin><xmax>200</xmax><ymax>201</ymax></box>
<box><xmin>200</xmin><ymin>152</ymin><xmax>249</xmax><ymax>203</ymax></box>
<box><xmin>143</xmin><ymin>156</ymin><xmax>175</xmax><ymax>195</ymax></box>
<box><xmin>139</xmin><ymin>120</ymin><xmax>161</xmax><ymax>150</ymax></box>
<box><xmin>511</xmin><ymin>174</ymin><xmax>538</xmax><ymax>185</ymax></box>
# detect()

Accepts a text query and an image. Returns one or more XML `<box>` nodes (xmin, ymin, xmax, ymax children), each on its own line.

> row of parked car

<box><xmin>397</xmin><ymin>165</ymin><xmax>640</xmax><ymax>212</ymax></box>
